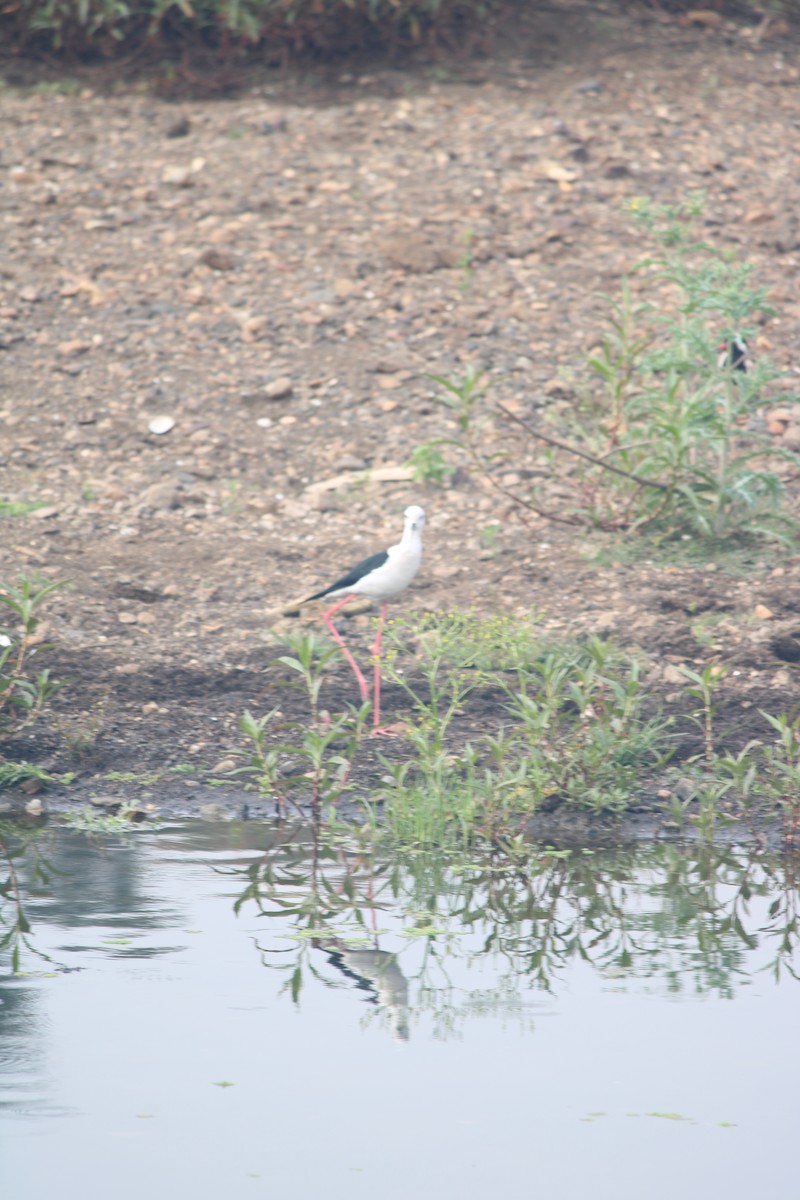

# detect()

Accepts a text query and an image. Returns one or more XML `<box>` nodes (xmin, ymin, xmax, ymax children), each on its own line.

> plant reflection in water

<box><xmin>0</xmin><ymin>821</ymin><xmax>67</xmax><ymax>974</ymax></box>
<box><xmin>222</xmin><ymin>819</ymin><xmax>800</xmax><ymax>1040</ymax></box>
<box><xmin>2</xmin><ymin>820</ymin><xmax>799</xmax><ymax>1041</ymax></box>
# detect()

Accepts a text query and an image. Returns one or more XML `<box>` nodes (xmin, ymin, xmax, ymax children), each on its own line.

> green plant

<box><xmin>406</xmin><ymin>443</ymin><xmax>454</xmax><ymax>486</ymax></box>
<box><xmin>0</xmin><ymin>500</ymin><xmax>47</xmax><ymax>518</ymax></box>
<box><xmin>0</xmin><ymin>577</ymin><xmax>64</xmax><ymax>742</ymax></box>
<box><xmin>0</xmin><ymin>761</ymin><xmax>54</xmax><ymax>790</ymax></box>
<box><xmin>52</xmin><ymin>699</ymin><xmax>107</xmax><ymax>766</ymax></box>
<box><xmin>222</xmin><ymin>479</ymin><xmax>242</xmax><ymax>515</ymax></box>
<box><xmin>428</xmin><ymin>198</ymin><xmax>797</xmax><ymax>550</ymax></box>
<box><xmin>759</xmin><ymin>710</ymin><xmax>800</xmax><ymax>838</ymax></box>
<box><xmin>1</xmin><ymin>0</ymin><xmax>503</xmax><ymax>60</ymax></box>
<box><xmin>679</xmin><ymin>662</ymin><xmax>725</xmax><ymax>770</ymax></box>
<box><xmin>375</xmin><ymin>618</ymin><xmax>671</xmax><ymax>845</ymax></box>
<box><xmin>0</xmin><ymin>824</ymin><xmax>63</xmax><ymax>973</ymax></box>
<box><xmin>60</xmin><ymin>800</ymin><xmax>149</xmax><ymax>833</ymax></box>
<box><xmin>239</xmin><ymin>633</ymin><xmax>369</xmax><ymax>817</ymax></box>
<box><xmin>479</xmin><ymin>523</ymin><xmax>502</xmax><ymax>555</ymax></box>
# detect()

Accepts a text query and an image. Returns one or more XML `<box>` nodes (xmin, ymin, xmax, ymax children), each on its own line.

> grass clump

<box><xmin>1</xmin><ymin>577</ymin><xmax>64</xmax><ymax>767</ymax></box>
<box><xmin>421</xmin><ymin>196</ymin><xmax>797</xmax><ymax>554</ymax></box>
<box><xmin>241</xmin><ymin>616</ymin><xmax>672</xmax><ymax>849</ymax></box>
<box><xmin>0</xmin><ymin>500</ymin><xmax>47</xmax><ymax>518</ymax></box>
<box><xmin>375</xmin><ymin>621</ymin><xmax>669</xmax><ymax>846</ymax></box>
<box><xmin>2</xmin><ymin>0</ymin><xmax>501</xmax><ymax>61</ymax></box>
<box><xmin>240</xmin><ymin>612</ymin><xmax>800</xmax><ymax>848</ymax></box>
<box><xmin>239</xmin><ymin>632</ymin><xmax>370</xmax><ymax>820</ymax></box>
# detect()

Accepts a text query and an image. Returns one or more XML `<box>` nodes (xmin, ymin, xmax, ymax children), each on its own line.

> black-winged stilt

<box><xmin>304</xmin><ymin>505</ymin><xmax>425</xmax><ymax>730</ymax></box>
<box><xmin>718</xmin><ymin>336</ymin><xmax>749</xmax><ymax>373</ymax></box>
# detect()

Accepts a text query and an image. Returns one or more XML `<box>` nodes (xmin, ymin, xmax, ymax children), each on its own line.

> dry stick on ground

<box><xmin>461</xmin><ymin>420</ymin><xmax>585</xmax><ymax>528</ymax></box>
<box><xmin>472</xmin><ymin>456</ymin><xmax>586</xmax><ymax>528</ymax></box>
<box><xmin>496</xmin><ymin>402</ymin><xmax>669</xmax><ymax>493</ymax></box>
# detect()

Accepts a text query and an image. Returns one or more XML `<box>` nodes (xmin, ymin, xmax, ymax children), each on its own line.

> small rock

<box><xmin>770</xmin><ymin>635</ymin><xmax>800</xmax><ymax>664</ymax></box>
<box><xmin>265</xmin><ymin>377</ymin><xmax>293</xmax><ymax>400</ymax></box>
<box><xmin>142</xmin><ymin>701</ymin><xmax>160</xmax><ymax>715</ymax></box>
<box><xmin>25</xmin><ymin>798</ymin><xmax>44</xmax><ymax>816</ymax></box>
<box><xmin>309</xmin><ymin>491</ymin><xmax>343</xmax><ymax>512</ymax></box>
<box><xmin>89</xmin><ymin>795</ymin><xmax>122</xmax><ymax>808</ymax></box>
<box><xmin>166</xmin><ymin>116</ymin><xmax>191</xmax><ymax>138</ymax></box>
<box><xmin>199</xmin><ymin>803</ymin><xmax>227</xmax><ymax>820</ymax></box>
<box><xmin>200</xmin><ymin>249</ymin><xmax>235</xmax><ymax>272</ymax></box>
<box><xmin>161</xmin><ymin>164</ymin><xmax>195</xmax><ymax>187</ymax></box>
<box><xmin>211</xmin><ymin>758</ymin><xmax>238</xmax><ymax>773</ymax></box>
<box><xmin>334</xmin><ymin>277</ymin><xmax>358</xmax><ymax>297</ymax></box>
<box><xmin>575</xmin><ymin>78</ymin><xmax>602</xmax><ymax>93</ymax></box>
<box><xmin>753</xmin><ymin>603</ymin><xmax>775</xmax><ymax>620</ymax></box>
<box><xmin>334</xmin><ymin>454</ymin><xmax>368</xmax><ymax>471</ymax></box>
<box><xmin>240</xmin><ymin>316</ymin><xmax>269</xmax><ymax>343</ymax></box>
<box><xmin>57</xmin><ymin>339</ymin><xmax>90</xmax><ymax>356</ymax></box>
<box><xmin>662</xmin><ymin>664</ymin><xmax>687</xmax><ymax>685</ymax></box>
<box><xmin>682</xmin><ymin>9</ymin><xmax>722</xmax><ymax>28</ymax></box>
<box><xmin>141</xmin><ymin>482</ymin><xmax>181</xmax><ymax>510</ymax></box>
<box><xmin>538</xmin><ymin>160</ymin><xmax>579</xmax><ymax>184</ymax></box>
<box><xmin>32</xmin><ymin>506</ymin><xmax>60</xmax><ymax>520</ymax></box>
<box><xmin>10</xmin><ymin>167</ymin><xmax>41</xmax><ymax>185</ymax></box>
<box><xmin>375</xmin><ymin>374</ymin><xmax>403</xmax><ymax>391</ymax></box>
<box><xmin>117</xmin><ymin>612</ymin><xmax>137</xmax><ymax>624</ymax></box>
<box><xmin>148</xmin><ymin>416</ymin><xmax>174</xmax><ymax>435</ymax></box>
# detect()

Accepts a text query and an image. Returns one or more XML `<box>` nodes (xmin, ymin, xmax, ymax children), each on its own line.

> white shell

<box><xmin>148</xmin><ymin>416</ymin><xmax>174</xmax><ymax>435</ymax></box>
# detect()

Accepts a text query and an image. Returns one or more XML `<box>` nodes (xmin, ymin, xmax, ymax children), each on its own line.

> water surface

<box><xmin>2</xmin><ymin>820</ymin><xmax>798</xmax><ymax>1198</ymax></box>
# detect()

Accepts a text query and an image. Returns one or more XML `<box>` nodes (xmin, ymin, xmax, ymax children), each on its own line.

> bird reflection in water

<box><xmin>315</xmin><ymin>938</ymin><xmax>410</xmax><ymax>1042</ymax></box>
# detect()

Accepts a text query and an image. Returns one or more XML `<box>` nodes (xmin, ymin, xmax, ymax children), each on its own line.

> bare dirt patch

<box><xmin>2</xmin><ymin>6</ymin><xmax>799</xmax><ymax>816</ymax></box>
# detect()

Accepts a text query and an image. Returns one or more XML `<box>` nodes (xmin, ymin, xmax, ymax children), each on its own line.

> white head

<box><xmin>404</xmin><ymin>505</ymin><xmax>426</xmax><ymax>533</ymax></box>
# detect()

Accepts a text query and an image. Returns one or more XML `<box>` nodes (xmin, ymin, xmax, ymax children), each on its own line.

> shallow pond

<box><xmin>2</xmin><ymin>820</ymin><xmax>798</xmax><ymax>1199</ymax></box>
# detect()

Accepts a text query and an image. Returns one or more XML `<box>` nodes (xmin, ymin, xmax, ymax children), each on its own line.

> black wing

<box><xmin>304</xmin><ymin>550</ymin><xmax>389</xmax><ymax>601</ymax></box>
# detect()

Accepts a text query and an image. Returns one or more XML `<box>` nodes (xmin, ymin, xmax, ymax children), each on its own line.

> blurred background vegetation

<box><xmin>0</xmin><ymin>1</ymin><xmax>796</xmax><ymax>65</ymax></box>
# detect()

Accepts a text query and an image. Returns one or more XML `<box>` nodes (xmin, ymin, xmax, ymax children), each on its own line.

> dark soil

<box><xmin>2</xmin><ymin>4</ymin><xmax>800</xmax><ymax>822</ymax></box>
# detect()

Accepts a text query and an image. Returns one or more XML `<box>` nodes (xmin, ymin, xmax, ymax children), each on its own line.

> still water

<box><xmin>2</xmin><ymin>819</ymin><xmax>798</xmax><ymax>1199</ymax></box>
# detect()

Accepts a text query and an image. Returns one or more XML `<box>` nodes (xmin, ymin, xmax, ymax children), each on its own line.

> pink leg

<box><xmin>322</xmin><ymin>594</ymin><xmax>369</xmax><ymax>701</ymax></box>
<box><xmin>371</xmin><ymin>601</ymin><xmax>388</xmax><ymax>728</ymax></box>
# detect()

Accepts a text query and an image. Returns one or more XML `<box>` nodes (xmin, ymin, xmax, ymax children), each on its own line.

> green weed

<box><xmin>61</xmin><ymin>800</ymin><xmax>149</xmax><ymax>833</ymax></box>
<box><xmin>2</xmin><ymin>0</ymin><xmax>501</xmax><ymax>58</ymax></box>
<box><xmin>0</xmin><ymin>761</ymin><xmax>54</xmax><ymax>790</ymax></box>
<box><xmin>237</xmin><ymin>613</ymin><xmax>800</xmax><ymax>848</ymax></box>
<box><xmin>406</xmin><ymin>443</ymin><xmax>455</xmax><ymax>486</ymax></box>
<box><xmin>239</xmin><ymin>633</ymin><xmax>369</xmax><ymax>818</ymax></box>
<box><xmin>0</xmin><ymin>823</ymin><xmax>63</xmax><ymax>973</ymax></box>
<box><xmin>428</xmin><ymin>199</ymin><xmax>797</xmax><ymax>553</ymax></box>
<box><xmin>0</xmin><ymin>500</ymin><xmax>47</xmax><ymax>518</ymax></box>
<box><xmin>1</xmin><ymin>577</ymin><xmax>64</xmax><ymax>745</ymax></box>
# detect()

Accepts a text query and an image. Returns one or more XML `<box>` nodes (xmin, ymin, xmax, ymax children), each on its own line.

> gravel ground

<box><xmin>1</xmin><ymin>4</ymin><xmax>799</xmax><ymax>817</ymax></box>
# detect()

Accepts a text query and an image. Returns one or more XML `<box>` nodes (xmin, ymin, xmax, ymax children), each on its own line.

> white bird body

<box><xmin>303</xmin><ymin>504</ymin><xmax>426</xmax><ymax>730</ymax></box>
<box><xmin>305</xmin><ymin>505</ymin><xmax>425</xmax><ymax>603</ymax></box>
